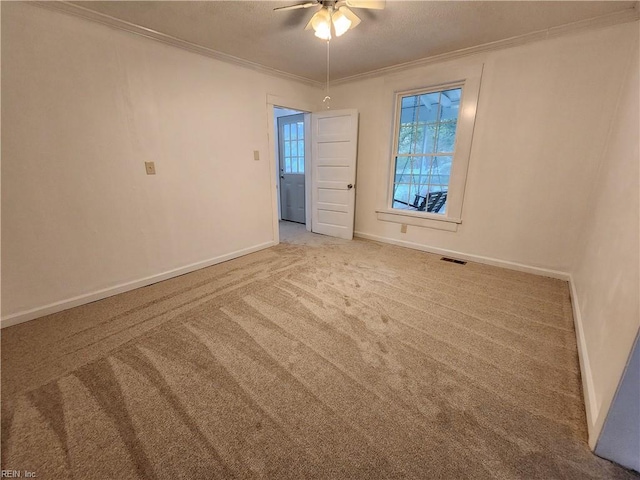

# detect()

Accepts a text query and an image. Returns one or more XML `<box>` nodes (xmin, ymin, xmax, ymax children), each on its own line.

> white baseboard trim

<box><xmin>1</xmin><ymin>241</ymin><xmax>275</xmax><ymax>329</ymax></box>
<box><xmin>568</xmin><ymin>274</ymin><xmax>599</xmax><ymax>449</ymax></box>
<box><xmin>353</xmin><ymin>231</ymin><xmax>571</xmax><ymax>280</ymax></box>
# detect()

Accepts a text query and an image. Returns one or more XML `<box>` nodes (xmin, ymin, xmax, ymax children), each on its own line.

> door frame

<box><xmin>277</xmin><ymin>113</ymin><xmax>306</xmax><ymax>224</ymax></box>
<box><xmin>266</xmin><ymin>94</ymin><xmax>318</xmax><ymax>245</ymax></box>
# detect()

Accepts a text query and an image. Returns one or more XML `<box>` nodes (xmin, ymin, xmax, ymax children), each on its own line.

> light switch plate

<box><xmin>253</xmin><ymin>150</ymin><xmax>260</xmax><ymax>161</ymax></box>
<box><xmin>145</xmin><ymin>162</ymin><xmax>156</xmax><ymax>175</ymax></box>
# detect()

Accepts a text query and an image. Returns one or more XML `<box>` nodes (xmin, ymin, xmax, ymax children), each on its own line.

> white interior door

<box><xmin>278</xmin><ymin>114</ymin><xmax>306</xmax><ymax>224</ymax></box>
<box><xmin>311</xmin><ymin>109</ymin><xmax>359</xmax><ymax>239</ymax></box>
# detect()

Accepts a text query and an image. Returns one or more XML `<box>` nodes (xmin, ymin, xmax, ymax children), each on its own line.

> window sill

<box><xmin>376</xmin><ymin>209</ymin><xmax>460</xmax><ymax>232</ymax></box>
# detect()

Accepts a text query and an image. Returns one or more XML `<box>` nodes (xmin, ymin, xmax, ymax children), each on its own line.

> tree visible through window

<box><xmin>392</xmin><ymin>87</ymin><xmax>462</xmax><ymax>215</ymax></box>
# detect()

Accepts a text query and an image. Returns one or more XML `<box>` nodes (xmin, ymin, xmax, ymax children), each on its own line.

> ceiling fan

<box><xmin>274</xmin><ymin>0</ymin><xmax>386</xmax><ymax>40</ymax></box>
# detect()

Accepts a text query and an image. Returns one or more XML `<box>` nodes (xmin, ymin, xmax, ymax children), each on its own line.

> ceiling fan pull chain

<box><xmin>323</xmin><ymin>39</ymin><xmax>331</xmax><ymax>109</ymax></box>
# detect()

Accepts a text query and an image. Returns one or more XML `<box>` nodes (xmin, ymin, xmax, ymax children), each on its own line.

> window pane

<box><xmin>297</xmin><ymin>122</ymin><xmax>304</xmax><ymax>139</ymax></box>
<box><xmin>440</xmin><ymin>89</ymin><xmax>461</xmax><ymax>121</ymax></box>
<box><xmin>398</xmin><ymin>125</ymin><xmax>414</xmax><ymax>154</ymax></box>
<box><xmin>430</xmin><ymin>156</ymin><xmax>450</xmax><ymax>186</ymax></box>
<box><xmin>400</xmin><ymin>95</ymin><xmax>417</xmax><ymax>123</ymax></box>
<box><xmin>427</xmin><ymin>185</ymin><xmax>447</xmax><ymax>215</ymax></box>
<box><xmin>298</xmin><ymin>141</ymin><xmax>304</xmax><ymax>158</ymax></box>
<box><xmin>428</xmin><ymin>185</ymin><xmax>447</xmax><ymax>193</ymax></box>
<box><xmin>436</xmin><ymin>121</ymin><xmax>457</xmax><ymax>153</ymax></box>
<box><xmin>285</xmin><ymin>157</ymin><xmax>291</xmax><ymax>172</ymax></box>
<box><xmin>292</xmin><ymin>140</ymin><xmax>297</xmax><ymax>156</ymax></box>
<box><xmin>395</xmin><ymin>156</ymin><xmax>412</xmax><ymax>174</ymax></box>
<box><xmin>414</xmin><ymin>124</ymin><xmax>436</xmax><ymax>154</ymax></box>
<box><xmin>409</xmin><ymin>156</ymin><xmax>420</xmax><ymax>174</ymax></box>
<box><xmin>299</xmin><ymin>157</ymin><xmax>305</xmax><ymax>173</ymax></box>
<box><xmin>433</xmin><ymin>156</ymin><xmax>452</xmax><ymax>179</ymax></box>
<box><xmin>438</xmin><ymin>176</ymin><xmax>450</xmax><ymax>186</ymax></box>
<box><xmin>407</xmin><ymin>183</ymin><xmax>421</xmax><ymax>207</ymax></box>
<box><xmin>418</xmin><ymin>93</ymin><xmax>440</xmax><ymax>123</ymax></box>
<box><xmin>411</xmin><ymin>125</ymin><xmax>424</xmax><ymax>154</ymax></box>
<box><xmin>401</xmin><ymin>96</ymin><xmax>416</xmax><ymax>109</ymax></box>
<box><xmin>284</xmin><ymin>141</ymin><xmax>290</xmax><ymax>157</ymax></box>
<box><xmin>400</xmin><ymin>108</ymin><xmax>416</xmax><ymax>124</ymax></box>
<box><xmin>420</xmin><ymin>156</ymin><xmax>434</xmax><ymax>172</ymax></box>
<box><xmin>284</xmin><ymin>124</ymin><xmax>290</xmax><ymax>141</ymax></box>
<box><xmin>396</xmin><ymin>173</ymin><xmax>413</xmax><ymax>184</ymax></box>
<box><xmin>395</xmin><ymin>157</ymin><xmax>424</xmax><ymax>186</ymax></box>
<box><xmin>398</xmin><ymin>125</ymin><xmax>413</xmax><ymax>153</ymax></box>
<box><xmin>393</xmin><ymin>183</ymin><xmax>411</xmax><ymax>209</ymax></box>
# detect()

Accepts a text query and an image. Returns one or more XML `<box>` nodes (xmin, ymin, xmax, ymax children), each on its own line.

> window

<box><xmin>282</xmin><ymin>120</ymin><xmax>305</xmax><ymax>174</ymax></box>
<box><xmin>377</xmin><ymin>64</ymin><xmax>482</xmax><ymax>231</ymax></box>
<box><xmin>392</xmin><ymin>87</ymin><xmax>462</xmax><ymax>215</ymax></box>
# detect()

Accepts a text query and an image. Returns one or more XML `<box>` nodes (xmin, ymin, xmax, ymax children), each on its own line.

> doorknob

<box><xmin>280</xmin><ymin>175</ymin><xmax>285</xmax><ymax>179</ymax></box>
<box><xmin>347</xmin><ymin>184</ymin><xmax>354</xmax><ymax>189</ymax></box>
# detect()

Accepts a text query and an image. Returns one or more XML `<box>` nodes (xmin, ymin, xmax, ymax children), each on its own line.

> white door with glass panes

<box><xmin>311</xmin><ymin>109</ymin><xmax>359</xmax><ymax>240</ymax></box>
<box><xmin>278</xmin><ymin>114</ymin><xmax>306</xmax><ymax>224</ymax></box>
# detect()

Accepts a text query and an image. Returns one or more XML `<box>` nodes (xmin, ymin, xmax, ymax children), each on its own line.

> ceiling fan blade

<box><xmin>345</xmin><ymin>0</ymin><xmax>385</xmax><ymax>10</ymax></box>
<box><xmin>274</xmin><ymin>2</ymin><xmax>318</xmax><ymax>12</ymax></box>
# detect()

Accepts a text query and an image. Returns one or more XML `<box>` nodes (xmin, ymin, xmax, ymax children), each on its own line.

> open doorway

<box><xmin>274</xmin><ymin>107</ymin><xmax>308</xmax><ymax>228</ymax></box>
<box><xmin>268</xmin><ymin>97</ymin><xmax>358</xmax><ymax>245</ymax></box>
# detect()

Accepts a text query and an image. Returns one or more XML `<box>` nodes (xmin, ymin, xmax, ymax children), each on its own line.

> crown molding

<box><xmin>30</xmin><ymin>2</ymin><xmax>638</xmax><ymax>89</ymax></box>
<box><xmin>31</xmin><ymin>1</ymin><xmax>324</xmax><ymax>89</ymax></box>
<box><xmin>331</xmin><ymin>6</ymin><xmax>640</xmax><ymax>86</ymax></box>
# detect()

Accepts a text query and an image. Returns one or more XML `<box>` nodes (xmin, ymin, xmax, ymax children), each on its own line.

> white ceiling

<box><xmin>71</xmin><ymin>1</ymin><xmax>638</xmax><ymax>83</ymax></box>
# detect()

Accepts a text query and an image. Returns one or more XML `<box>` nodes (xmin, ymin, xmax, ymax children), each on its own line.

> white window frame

<box><xmin>377</xmin><ymin>62</ymin><xmax>483</xmax><ymax>231</ymax></box>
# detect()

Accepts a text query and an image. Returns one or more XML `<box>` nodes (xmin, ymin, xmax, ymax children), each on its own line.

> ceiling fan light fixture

<box><xmin>339</xmin><ymin>6</ymin><xmax>361</xmax><ymax>29</ymax></box>
<box><xmin>331</xmin><ymin>9</ymin><xmax>352</xmax><ymax>37</ymax></box>
<box><xmin>314</xmin><ymin>25</ymin><xmax>332</xmax><ymax>40</ymax></box>
<box><xmin>276</xmin><ymin>0</ymin><xmax>382</xmax><ymax>40</ymax></box>
<box><xmin>311</xmin><ymin>8</ymin><xmax>332</xmax><ymax>40</ymax></box>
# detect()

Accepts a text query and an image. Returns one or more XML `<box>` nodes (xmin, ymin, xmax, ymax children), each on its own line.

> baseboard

<box><xmin>1</xmin><ymin>241</ymin><xmax>275</xmax><ymax>329</ymax></box>
<box><xmin>353</xmin><ymin>231</ymin><xmax>571</xmax><ymax>280</ymax></box>
<box><xmin>568</xmin><ymin>274</ymin><xmax>599</xmax><ymax>449</ymax></box>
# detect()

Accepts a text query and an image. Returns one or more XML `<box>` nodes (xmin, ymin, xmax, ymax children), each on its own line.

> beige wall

<box><xmin>331</xmin><ymin>22</ymin><xmax>636</xmax><ymax>274</ymax></box>
<box><xmin>571</xmin><ymin>32</ymin><xmax>639</xmax><ymax>445</ymax></box>
<box><xmin>1</xmin><ymin>3</ymin><xmax>319</xmax><ymax>322</ymax></box>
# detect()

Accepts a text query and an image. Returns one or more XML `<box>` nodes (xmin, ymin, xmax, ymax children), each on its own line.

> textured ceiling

<box><xmin>71</xmin><ymin>1</ymin><xmax>637</xmax><ymax>82</ymax></box>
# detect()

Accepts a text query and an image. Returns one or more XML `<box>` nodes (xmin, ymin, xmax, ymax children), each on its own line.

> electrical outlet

<box><xmin>400</xmin><ymin>224</ymin><xmax>407</xmax><ymax>233</ymax></box>
<box><xmin>253</xmin><ymin>150</ymin><xmax>260</xmax><ymax>161</ymax></box>
<box><xmin>145</xmin><ymin>162</ymin><xmax>156</xmax><ymax>175</ymax></box>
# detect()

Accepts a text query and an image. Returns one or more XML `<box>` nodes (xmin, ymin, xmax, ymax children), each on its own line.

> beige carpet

<box><xmin>279</xmin><ymin>220</ymin><xmax>352</xmax><ymax>246</ymax></box>
<box><xmin>2</xmin><ymin>229</ymin><xmax>637</xmax><ymax>479</ymax></box>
